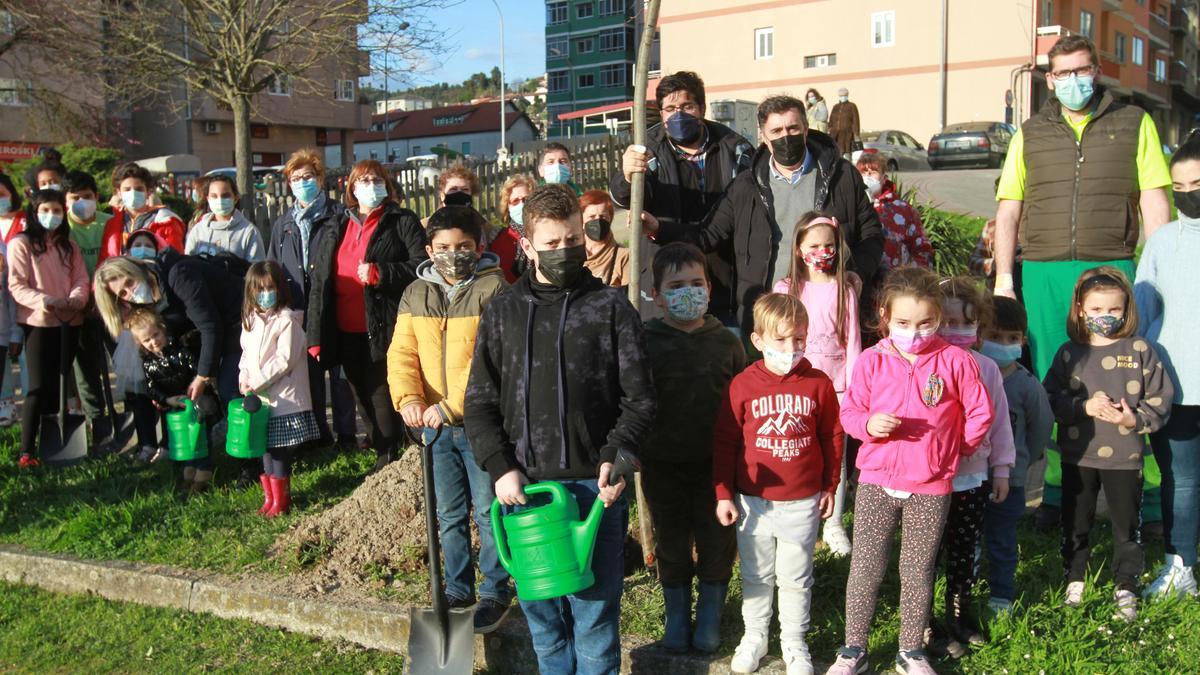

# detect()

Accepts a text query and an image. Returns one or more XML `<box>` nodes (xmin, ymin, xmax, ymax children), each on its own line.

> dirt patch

<box><xmin>269</xmin><ymin>448</ymin><xmax>433</xmax><ymax>596</ymax></box>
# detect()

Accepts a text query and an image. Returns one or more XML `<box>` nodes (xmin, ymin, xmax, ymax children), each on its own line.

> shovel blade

<box><xmin>39</xmin><ymin>414</ymin><xmax>89</xmax><ymax>466</ymax></box>
<box><xmin>99</xmin><ymin>413</ymin><xmax>138</xmax><ymax>456</ymax></box>
<box><xmin>406</xmin><ymin>607</ymin><xmax>475</xmax><ymax>675</ymax></box>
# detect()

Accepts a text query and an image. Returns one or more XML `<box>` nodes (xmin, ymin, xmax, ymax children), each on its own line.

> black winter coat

<box><xmin>609</xmin><ymin>120</ymin><xmax>754</xmax><ymax>322</ymax></box>
<box><xmin>656</xmin><ymin>130</ymin><xmax>884</xmax><ymax>335</ymax></box>
<box><xmin>141</xmin><ymin>331</ymin><xmax>200</xmax><ymax>405</ymax></box>
<box><xmin>306</xmin><ymin>201</ymin><xmax>428</xmax><ymax>364</ymax></box>
<box><xmin>152</xmin><ymin>249</ymin><xmax>245</xmax><ymax>378</ymax></box>
<box><xmin>268</xmin><ymin>194</ymin><xmax>344</xmax><ymax>318</ymax></box>
<box><xmin>465</xmin><ymin>270</ymin><xmax>657</xmax><ymax>483</ymax></box>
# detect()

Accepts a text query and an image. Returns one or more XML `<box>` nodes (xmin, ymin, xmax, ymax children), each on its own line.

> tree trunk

<box><xmin>231</xmin><ymin>94</ymin><xmax>254</xmax><ymax>215</ymax></box>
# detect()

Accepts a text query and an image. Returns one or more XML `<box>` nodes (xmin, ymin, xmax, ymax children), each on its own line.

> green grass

<box><xmin>0</xmin><ymin>581</ymin><xmax>409</xmax><ymax>673</ymax></box>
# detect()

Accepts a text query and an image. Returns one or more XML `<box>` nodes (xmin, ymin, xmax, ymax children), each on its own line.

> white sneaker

<box><xmin>730</xmin><ymin>632</ymin><xmax>768</xmax><ymax>673</ymax></box>
<box><xmin>1113</xmin><ymin>589</ymin><xmax>1138</xmax><ymax>622</ymax></box>
<box><xmin>1063</xmin><ymin>581</ymin><xmax>1085</xmax><ymax>607</ymax></box>
<box><xmin>1144</xmin><ymin>555</ymin><xmax>1199</xmax><ymax>599</ymax></box>
<box><xmin>822</xmin><ymin>523</ymin><xmax>852</xmax><ymax>557</ymax></box>
<box><xmin>135</xmin><ymin>445</ymin><xmax>158</xmax><ymax>463</ymax></box>
<box><xmin>783</xmin><ymin>640</ymin><xmax>815</xmax><ymax>675</ymax></box>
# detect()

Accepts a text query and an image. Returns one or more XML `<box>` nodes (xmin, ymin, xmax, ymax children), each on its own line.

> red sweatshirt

<box><xmin>334</xmin><ymin>207</ymin><xmax>383</xmax><ymax>333</ymax></box>
<box><xmin>712</xmin><ymin>359</ymin><xmax>844</xmax><ymax>502</ymax></box>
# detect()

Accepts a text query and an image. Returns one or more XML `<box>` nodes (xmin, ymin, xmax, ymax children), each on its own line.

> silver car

<box><xmin>859</xmin><ymin>129</ymin><xmax>930</xmax><ymax>171</ymax></box>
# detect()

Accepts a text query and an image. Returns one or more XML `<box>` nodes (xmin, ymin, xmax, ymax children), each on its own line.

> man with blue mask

<box><xmin>610</xmin><ymin>70</ymin><xmax>755</xmax><ymax>321</ymax></box>
<box><xmin>991</xmin><ymin>34</ymin><xmax>1171</xmax><ymax>532</ymax></box>
<box><xmin>536</xmin><ymin>142</ymin><xmax>582</xmax><ymax>196</ymax></box>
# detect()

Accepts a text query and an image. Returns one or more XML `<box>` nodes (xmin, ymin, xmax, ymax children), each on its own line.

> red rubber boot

<box><xmin>266</xmin><ymin>476</ymin><xmax>291</xmax><ymax>517</ymax></box>
<box><xmin>257</xmin><ymin>473</ymin><xmax>274</xmax><ymax>515</ymax></box>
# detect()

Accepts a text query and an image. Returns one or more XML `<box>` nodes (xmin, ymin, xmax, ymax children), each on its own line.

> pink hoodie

<box><xmin>841</xmin><ymin>336</ymin><xmax>993</xmax><ymax>495</ymax></box>
<box><xmin>956</xmin><ymin>350</ymin><xmax>1016</xmax><ymax>480</ymax></box>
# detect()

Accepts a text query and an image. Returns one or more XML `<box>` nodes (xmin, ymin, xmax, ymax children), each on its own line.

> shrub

<box><xmin>7</xmin><ymin>144</ymin><xmax>124</xmax><ymax>201</ymax></box>
<box><xmin>895</xmin><ymin>183</ymin><xmax>983</xmax><ymax>277</ymax></box>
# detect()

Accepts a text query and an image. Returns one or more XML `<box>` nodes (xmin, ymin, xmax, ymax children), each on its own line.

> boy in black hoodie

<box><xmin>643</xmin><ymin>242</ymin><xmax>746</xmax><ymax>654</ymax></box>
<box><xmin>466</xmin><ymin>184</ymin><xmax>656</xmax><ymax>674</ymax></box>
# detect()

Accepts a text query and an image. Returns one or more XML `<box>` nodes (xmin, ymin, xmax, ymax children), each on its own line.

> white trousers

<box><xmin>735</xmin><ymin>493</ymin><xmax>821</xmax><ymax>644</ymax></box>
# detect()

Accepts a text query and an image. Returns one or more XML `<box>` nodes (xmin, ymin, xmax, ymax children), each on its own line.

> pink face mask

<box><xmin>802</xmin><ymin>246</ymin><xmax>836</xmax><ymax>273</ymax></box>
<box><xmin>889</xmin><ymin>325</ymin><xmax>938</xmax><ymax>353</ymax></box>
<box><xmin>938</xmin><ymin>326</ymin><xmax>977</xmax><ymax>349</ymax></box>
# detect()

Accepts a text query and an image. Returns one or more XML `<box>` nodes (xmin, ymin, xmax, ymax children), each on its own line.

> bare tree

<box><xmin>99</xmin><ymin>0</ymin><xmax>453</xmax><ymax>206</ymax></box>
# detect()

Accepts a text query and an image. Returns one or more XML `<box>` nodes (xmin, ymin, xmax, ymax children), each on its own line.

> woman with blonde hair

<box><xmin>306</xmin><ymin>159</ymin><xmax>427</xmax><ymax>472</ymax></box>
<box><xmin>488</xmin><ymin>173</ymin><xmax>536</xmax><ymax>283</ymax></box>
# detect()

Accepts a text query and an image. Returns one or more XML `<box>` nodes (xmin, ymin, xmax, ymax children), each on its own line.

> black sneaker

<box><xmin>1033</xmin><ymin>503</ymin><xmax>1060</xmax><ymax>532</ymax></box>
<box><xmin>472</xmin><ymin>598</ymin><xmax>510</xmax><ymax>634</ymax></box>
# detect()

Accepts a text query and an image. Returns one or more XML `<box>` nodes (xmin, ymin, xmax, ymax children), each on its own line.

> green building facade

<box><xmin>545</xmin><ymin>0</ymin><xmax>636</xmax><ymax>137</ymax></box>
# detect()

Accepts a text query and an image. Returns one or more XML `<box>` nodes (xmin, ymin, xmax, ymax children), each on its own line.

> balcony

<box><xmin>1171</xmin><ymin>60</ymin><xmax>1190</xmax><ymax>86</ymax></box>
<box><xmin>1099</xmin><ymin>51</ymin><xmax>1122</xmax><ymax>80</ymax></box>
<box><xmin>1172</xmin><ymin>7</ymin><xmax>1188</xmax><ymax>36</ymax></box>
<box><xmin>1150</xmin><ymin>12</ymin><xmax>1172</xmax><ymax>49</ymax></box>
<box><xmin>1102</xmin><ymin>0</ymin><xmax>1121</xmax><ymax>10</ymax></box>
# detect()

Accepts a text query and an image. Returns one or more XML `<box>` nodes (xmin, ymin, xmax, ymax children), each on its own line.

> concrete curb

<box><xmin>0</xmin><ymin>545</ymin><xmax>793</xmax><ymax>673</ymax></box>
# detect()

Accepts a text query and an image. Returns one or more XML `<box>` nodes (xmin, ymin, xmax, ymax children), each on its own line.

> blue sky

<box><xmin>380</xmin><ymin>0</ymin><xmax>546</xmax><ymax>90</ymax></box>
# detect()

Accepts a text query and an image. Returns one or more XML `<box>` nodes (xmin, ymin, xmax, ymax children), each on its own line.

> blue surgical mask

<box><xmin>509</xmin><ymin>201</ymin><xmax>525</xmax><ymax>226</ymax></box>
<box><xmin>129</xmin><ymin>245</ymin><xmax>157</xmax><ymax>260</ymax></box>
<box><xmin>0</xmin><ymin>197</ymin><xmax>10</xmax><ymax>214</ymax></box>
<box><xmin>1054</xmin><ymin>74</ymin><xmax>1095</xmax><ymax>112</ymax></box>
<box><xmin>355</xmin><ymin>182</ymin><xmax>388</xmax><ymax>209</ymax></box>
<box><xmin>542</xmin><ymin>163</ymin><xmax>571</xmax><ymax>185</ymax></box>
<box><xmin>122</xmin><ymin>189</ymin><xmax>147</xmax><ymax>211</ymax></box>
<box><xmin>44</xmin><ymin>183</ymin><xmax>62</xmax><ymax>192</ymax></box>
<box><xmin>208</xmin><ymin>197</ymin><xmax>235</xmax><ymax>217</ymax></box>
<box><xmin>980</xmin><ymin>340</ymin><xmax>1022</xmax><ymax>367</ymax></box>
<box><xmin>38</xmin><ymin>212</ymin><xmax>63</xmax><ymax>230</ymax></box>
<box><xmin>291</xmin><ymin>178</ymin><xmax>320</xmax><ymax>204</ymax></box>
<box><xmin>71</xmin><ymin>198</ymin><xmax>97</xmax><ymax>221</ymax></box>
<box><xmin>256</xmin><ymin>290</ymin><xmax>278</xmax><ymax>310</ymax></box>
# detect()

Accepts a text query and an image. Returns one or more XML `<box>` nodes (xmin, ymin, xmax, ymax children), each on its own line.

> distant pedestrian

<box><xmin>805</xmin><ymin>88</ymin><xmax>828</xmax><ymax>134</ymax></box>
<box><xmin>827</xmin><ymin>88</ymin><xmax>861</xmax><ymax>157</ymax></box>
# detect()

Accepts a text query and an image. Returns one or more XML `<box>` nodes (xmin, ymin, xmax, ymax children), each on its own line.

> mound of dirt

<box><xmin>270</xmin><ymin>448</ymin><xmax>433</xmax><ymax>594</ymax></box>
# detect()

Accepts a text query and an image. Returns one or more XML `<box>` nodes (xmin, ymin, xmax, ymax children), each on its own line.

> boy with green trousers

<box><xmin>642</xmin><ymin>242</ymin><xmax>746</xmax><ymax>653</ymax></box>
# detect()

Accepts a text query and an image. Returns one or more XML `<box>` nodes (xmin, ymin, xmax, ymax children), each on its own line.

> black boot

<box><xmin>923</xmin><ymin>620</ymin><xmax>966</xmax><ymax>659</ymax></box>
<box><xmin>370</xmin><ymin>450</ymin><xmax>394</xmax><ymax>474</ymax></box>
<box><xmin>947</xmin><ymin>590</ymin><xmax>985</xmax><ymax>646</ymax></box>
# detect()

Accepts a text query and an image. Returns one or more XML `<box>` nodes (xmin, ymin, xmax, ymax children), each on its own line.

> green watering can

<box><xmin>490</xmin><ymin>449</ymin><xmax>640</xmax><ymax>602</ymax></box>
<box><xmin>225</xmin><ymin>395</ymin><xmax>269</xmax><ymax>459</ymax></box>
<box><xmin>165</xmin><ymin>399</ymin><xmax>207</xmax><ymax>461</ymax></box>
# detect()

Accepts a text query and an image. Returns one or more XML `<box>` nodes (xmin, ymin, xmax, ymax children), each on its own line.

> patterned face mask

<box><xmin>1085</xmin><ymin>313</ymin><xmax>1125</xmax><ymax>337</ymax></box>
<box><xmin>802</xmin><ymin>246</ymin><xmax>836</xmax><ymax>273</ymax></box>
<box><xmin>663</xmin><ymin>285</ymin><xmax>708</xmax><ymax>322</ymax></box>
<box><xmin>431</xmin><ymin>250</ymin><xmax>479</xmax><ymax>280</ymax></box>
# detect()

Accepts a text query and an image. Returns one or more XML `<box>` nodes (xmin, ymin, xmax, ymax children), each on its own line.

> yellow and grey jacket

<box><xmin>386</xmin><ymin>252</ymin><xmax>507</xmax><ymax>424</ymax></box>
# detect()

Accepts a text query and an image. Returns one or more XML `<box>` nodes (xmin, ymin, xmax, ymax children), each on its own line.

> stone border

<box><xmin>0</xmin><ymin>545</ymin><xmax>792</xmax><ymax>673</ymax></box>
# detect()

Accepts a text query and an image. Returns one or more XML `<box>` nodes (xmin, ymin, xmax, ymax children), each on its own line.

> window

<box><xmin>548</xmin><ymin>70</ymin><xmax>569</xmax><ymax>93</ymax></box>
<box><xmin>599</xmin><ymin>28</ymin><xmax>626</xmax><ymax>52</ymax></box>
<box><xmin>755</xmin><ymin>27</ymin><xmax>774</xmax><ymax>60</ymax></box>
<box><xmin>547</xmin><ymin>37</ymin><xmax>568</xmax><ymax>59</ymax></box>
<box><xmin>803</xmin><ymin>53</ymin><xmax>837</xmax><ymax>68</ymax></box>
<box><xmin>1133</xmin><ymin>36</ymin><xmax>1145</xmax><ymax>65</ymax></box>
<box><xmin>576</xmin><ymin>2</ymin><xmax>593</xmax><ymax>19</ymax></box>
<box><xmin>1040</xmin><ymin>0</ymin><xmax>1054</xmax><ymax>27</ymax></box>
<box><xmin>461</xmin><ymin>142</ymin><xmax>471</xmax><ymax>155</ymax></box>
<box><xmin>1115</xmin><ymin>32</ymin><xmax>1127</xmax><ymax>63</ymax></box>
<box><xmin>871</xmin><ymin>11</ymin><xmax>895</xmax><ymax>47</ymax></box>
<box><xmin>599</xmin><ymin>63</ymin><xmax>627</xmax><ymax>88</ymax></box>
<box><xmin>0</xmin><ymin>78</ymin><xmax>30</xmax><ymax>106</ymax></box>
<box><xmin>433</xmin><ymin>113</ymin><xmax>469</xmax><ymax>127</ymax></box>
<box><xmin>576</xmin><ymin>37</ymin><xmax>594</xmax><ymax>54</ymax></box>
<box><xmin>578</xmin><ymin>73</ymin><xmax>595</xmax><ymax>88</ymax></box>
<box><xmin>547</xmin><ymin>2</ymin><xmax>567</xmax><ymax>25</ymax></box>
<box><xmin>334</xmin><ymin>79</ymin><xmax>354</xmax><ymax>101</ymax></box>
<box><xmin>412</xmin><ymin>145</ymin><xmax>421</xmax><ymax>155</ymax></box>
<box><xmin>1080</xmin><ymin>10</ymin><xmax>1093</xmax><ymax>39</ymax></box>
<box><xmin>599</xmin><ymin>0</ymin><xmax>625</xmax><ymax>16</ymax></box>
<box><xmin>268</xmin><ymin>74</ymin><xmax>292</xmax><ymax>96</ymax></box>
<box><xmin>1155</xmin><ymin>57</ymin><xmax>1167</xmax><ymax>82</ymax></box>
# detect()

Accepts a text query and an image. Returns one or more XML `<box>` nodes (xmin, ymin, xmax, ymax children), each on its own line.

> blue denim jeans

<box><xmin>427</xmin><ymin>426</ymin><xmax>511</xmax><ymax>604</ymax></box>
<box><xmin>512</xmin><ymin>479</ymin><xmax>628</xmax><ymax>675</ymax></box>
<box><xmin>1151</xmin><ymin>405</ymin><xmax>1200</xmax><ymax>566</ymax></box>
<box><xmin>983</xmin><ymin>485</ymin><xmax>1025</xmax><ymax>602</ymax></box>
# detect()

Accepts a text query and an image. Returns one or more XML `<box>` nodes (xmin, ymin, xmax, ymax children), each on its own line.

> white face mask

<box><xmin>763</xmin><ymin>347</ymin><xmax>804</xmax><ymax>375</ymax></box>
<box><xmin>354</xmin><ymin>182</ymin><xmax>388</xmax><ymax>209</ymax></box>
<box><xmin>208</xmin><ymin>196</ymin><xmax>235</xmax><ymax>217</ymax></box>
<box><xmin>122</xmin><ymin>189</ymin><xmax>147</xmax><ymax>211</ymax></box>
<box><xmin>864</xmin><ymin>176</ymin><xmax>882</xmax><ymax>197</ymax></box>
<box><xmin>130</xmin><ymin>282</ymin><xmax>154</xmax><ymax>305</ymax></box>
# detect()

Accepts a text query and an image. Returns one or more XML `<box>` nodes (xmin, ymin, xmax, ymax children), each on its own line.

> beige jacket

<box><xmin>238</xmin><ymin>308</ymin><xmax>312</xmax><ymax>416</ymax></box>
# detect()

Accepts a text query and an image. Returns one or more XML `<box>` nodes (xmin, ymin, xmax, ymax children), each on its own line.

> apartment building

<box><xmin>657</xmin><ymin>0</ymin><xmax>1193</xmax><ymax>148</ymax></box>
<box><xmin>546</xmin><ymin>0</ymin><xmax>639</xmax><ymax>137</ymax></box>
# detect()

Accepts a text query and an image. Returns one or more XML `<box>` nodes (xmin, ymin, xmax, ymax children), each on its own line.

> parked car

<box><xmin>927</xmin><ymin>122</ymin><xmax>1015</xmax><ymax>170</ymax></box>
<box><xmin>859</xmin><ymin>129</ymin><xmax>930</xmax><ymax>171</ymax></box>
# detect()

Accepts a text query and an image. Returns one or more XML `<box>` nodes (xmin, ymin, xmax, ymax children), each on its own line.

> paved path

<box><xmin>896</xmin><ymin>167</ymin><xmax>1001</xmax><ymax>219</ymax></box>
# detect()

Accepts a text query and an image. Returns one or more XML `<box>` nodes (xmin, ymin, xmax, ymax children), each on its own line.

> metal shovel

<box><xmin>93</xmin><ymin>337</ymin><xmax>136</xmax><ymax>456</ymax></box>
<box><xmin>404</xmin><ymin>425</ymin><xmax>475</xmax><ymax>675</ymax></box>
<box><xmin>39</xmin><ymin>322</ymin><xmax>89</xmax><ymax>466</ymax></box>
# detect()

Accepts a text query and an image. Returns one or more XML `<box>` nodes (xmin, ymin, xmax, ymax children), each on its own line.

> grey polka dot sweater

<box><xmin>1043</xmin><ymin>337</ymin><xmax>1174</xmax><ymax>470</ymax></box>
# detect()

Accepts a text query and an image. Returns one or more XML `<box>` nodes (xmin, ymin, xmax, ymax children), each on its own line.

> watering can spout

<box><xmin>572</xmin><ymin>449</ymin><xmax>641</xmax><ymax>574</ymax></box>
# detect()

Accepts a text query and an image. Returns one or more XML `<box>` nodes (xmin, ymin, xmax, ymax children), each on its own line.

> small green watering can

<box><xmin>165</xmin><ymin>398</ymin><xmax>207</xmax><ymax>461</ymax></box>
<box><xmin>490</xmin><ymin>449</ymin><xmax>640</xmax><ymax>602</ymax></box>
<box><xmin>225</xmin><ymin>394</ymin><xmax>269</xmax><ymax>459</ymax></box>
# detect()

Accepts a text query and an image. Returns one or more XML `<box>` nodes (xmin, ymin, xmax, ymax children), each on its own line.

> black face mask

<box><xmin>443</xmin><ymin>190</ymin><xmax>472</xmax><ymax>207</ymax></box>
<box><xmin>535</xmin><ymin>244</ymin><xmax>587</xmax><ymax>288</ymax></box>
<box><xmin>770</xmin><ymin>133</ymin><xmax>807</xmax><ymax>167</ymax></box>
<box><xmin>584</xmin><ymin>218</ymin><xmax>611</xmax><ymax>242</ymax></box>
<box><xmin>1174</xmin><ymin>189</ymin><xmax>1200</xmax><ymax>219</ymax></box>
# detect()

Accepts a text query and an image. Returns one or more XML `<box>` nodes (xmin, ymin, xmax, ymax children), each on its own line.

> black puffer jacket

<box><xmin>152</xmin><ymin>248</ymin><xmax>245</xmax><ymax>379</ymax></box>
<box><xmin>268</xmin><ymin>193</ymin><xmax>344</xmax><ymax>318</ymax></box>
<box><xmin>656</xmin><ymin>130</ymin><xmax>884</xmax><ymax>334</ymax></box>
<box><xmin>609</xmin><ymin>120</ymin><xmax>754</xmax><ymax>322</ymax></box>
<box><xmin>465</xmin><ymin>270</ymin><xmax>656</xmax><ymax>483</ymax></box>
<box><xmin>306</xmin><ymin>200</ymin><xmax>428</xmax><ymax>364</ymax></box>
<box><xmin>141</xmin><ymin>331</ymin><xmax>200</xmax><ymax>405</ymax></box>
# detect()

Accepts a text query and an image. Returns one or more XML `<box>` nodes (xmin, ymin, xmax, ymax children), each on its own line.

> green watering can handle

<box><xmin>490</xmin><ymin>481</ymin><xmax>564</xmax><ymax>575</ymax></box>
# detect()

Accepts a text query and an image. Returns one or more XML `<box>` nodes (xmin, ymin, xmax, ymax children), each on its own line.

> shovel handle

<box><xmin>403</xmin><ymin>423</ymin><xmax>442</xmax><ymax>448</ymax></box>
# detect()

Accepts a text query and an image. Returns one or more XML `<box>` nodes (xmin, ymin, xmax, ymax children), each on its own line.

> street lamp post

<box><xmin>490</xmin><ymin>0</ymin><xmax>507</xmax><ymax>162</ymax></box>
